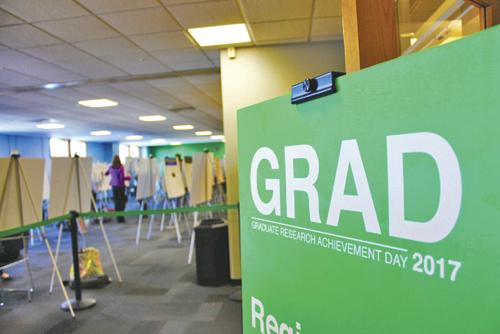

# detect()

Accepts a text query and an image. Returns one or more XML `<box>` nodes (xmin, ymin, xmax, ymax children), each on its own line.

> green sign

<box><xmin>237</xmin><ymin>26</ymin><xmax>500</xmax><ymax>334</ymax></box>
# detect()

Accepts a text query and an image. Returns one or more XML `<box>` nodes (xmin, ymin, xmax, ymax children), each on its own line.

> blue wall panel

<box><xmin>87</xmin><ymin>142</ymin><xmax>113</xmax><ymax>163</ymax></box>
<box><xmin>0</xmin><ymin>134</ymin><xmax>115</xmax><ymax>162</ymax></box>
<box><xmin>0</xmin><ymin>134</ymin><xmax>49</xmax><ymax>158</ymax></box>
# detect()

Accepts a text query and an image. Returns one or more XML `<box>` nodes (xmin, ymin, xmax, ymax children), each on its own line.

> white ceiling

<box><xmin>0</xmin><ymin>0</ymin><xmax>343</xmax><ymax>145</ymax></box>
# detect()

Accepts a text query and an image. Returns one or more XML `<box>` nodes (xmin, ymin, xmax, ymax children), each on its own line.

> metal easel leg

<box><xmin>160</xmin><ymin>198</ymin><xmax>167</xmax><ymax>232</ymax></box>
<box><xmin>146</xmin><ymin>198</ymin><xmax>155</xmax><ymax>240</ymax></box>
<box><xmin>23</xmin><ymin>237</ymin><xmax>35</xmax><ymax>302</ymax></box>
<box><xmin>135</xmin><ymin>200</ymin><xmax>145</xmax><ymax>245</ymax></box>
<box><xmin>43</xmin><ymin>234</ymin><xmax>76</xmax><ymax>317</ymax></box>
<box><xmin>187</xmin><ymin>211</ymin><xmax>199</xmax><ymax>264</ymax></box>
<box><xmin>49</xmin><ymin>223</ymin><xmax>63</xmax><ymax>294</ymax></box>
<box><xmin>98</xmin><ymin>217</ymin><xmax>122</xmax><ymax>283</ymax></box>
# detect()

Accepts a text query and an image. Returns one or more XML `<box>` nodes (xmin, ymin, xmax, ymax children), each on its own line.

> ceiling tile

<box><xmin>35</xmin><ymin>16</ymin><xmax>119</xmax><ymax>43</ymax></box>
<box><xmin>183</xmin><ymin>73</ymin><xmax>220</xmax><ymax>86</ymax></box>
<box><xmin>100</xmin><ymin>53</ymin><xmax>171</xmax><ymax>74</ymax></box>
<box><xmin>311</xmin><ymin>17</ymin><xmax>343</xmax><ymax>41</ymax></box>
<box><xmin>152</xmin><ymin>47</ymin><xmax>208</xmax><ymax>64</ymax></box>
<box><xmin>57</xmin><ymin>57</ymin><xmax>126</xmax><ymax>78</ymax></box>
<box><xmin>161</xmin><ymin>0</ymin><xmax>213</xmax><ymax>4</ymax></box>
<box><xmin>77</xmin><ymin>0</ymin><xmax>159</xmax><ymax>14</ymax></box>
<box><xmin>43</xmin><ymin>87</ymin><xmax>98</xmax><ymax>102</ymax></box>
<box><xmin>129</xmin><ymin>31</ymin><xmax>195</xmax><ymax>51</ymax></box>
<box><xmin>241</xmin><ymin>0</ymin><xmax>313</xmax><ymax>22</ymax></box>
<box><xmin>0</xmin><ymin>0</ymin><xmax>89</xmax><ymax>22</ymax></box>
<box><xmin>21</xmin><ymin>44</ymin><xmax>90</xmax><ymax>62</ymax></box>
<box><xmin>0</xmin><ymin>50</ymin><xmax>85</xmax><ymax>82</ymax></box>
<box><xmin>0</xmin><ymin>68</ymin><xmax>45</xmax><ymax>87</ymax></box>
<box><xmin>169</xmin><ymin>59</ymin><xmax>214</xmax><ymax>71</ymax></box>
<box><xmin>252</xmin><ymin>19</ymin><xmax>310</xmax><ymax>44</ymax></box>
<box><xmin>314</xmin><ymin>0</ymin><xmax>341</xmax><ymax>18</ymax></box>
<box><xmin>167</xmin><ymin>0</ymin><xmax>243</xmax><ymax>28</ymax></box>
<box><xmin>205</xmin><ymin>50</ymin><xmax>221</xmax><ymax>64</ymax></box>
<box><xmin>0</xmin><ymin>24</ymin><xmax>61</xmax><ymax>48</ymax></box>
<box><xmin>148</xmin><ymin>77</ymin><xmax>200</xmax><ymax>95</ymax></box>
<box><xmin>0</xmin><ymin>9</ymin><xmax>22</xmax><ymax>26</ymax></box>
<box><xmin>100</xmin><ymin>7</ymin><xmax>179</xmax><ymax>35</ymax></box>
<box><xmin>74</xmin><ymin>37</ymin><xmax>143</xmax><ymax>57</ymax></box>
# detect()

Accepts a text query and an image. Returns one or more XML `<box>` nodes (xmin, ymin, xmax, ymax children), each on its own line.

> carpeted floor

<box><xmin>0</xmin><ymin>214</ymin><xmax>242</xmax><ymax>334</ymax></box>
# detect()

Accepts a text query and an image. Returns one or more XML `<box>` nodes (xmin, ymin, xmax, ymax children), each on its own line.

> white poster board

<box><xmin>0</xmin><ymin>157</ymin><xmax>45</xmax><ymax>232</ymax></box>
<box><xmin>181</xmin><ymin>157</ymin><xmax>193</xmax><ymax>193</ymax></box>
<box><xmin>49</xmin><ymin>157</ymin><xmax>93</xmax><ymax>218</ymax></box>
<box><xmin>43</xmin><ymin>166</ymin><xmax>50</xmax><ymax>201</ymax></box>
<box><xmin>190</xmin><ymin>152</ymin><xmax>214</xmax><ymax>206</ymax></box>
<box><xmin>136</xmin><ymin>158</ymin><xmax>159</xmax><ymax>200</ymax></box>
<box><xmin>214</xmin><ymin>158</ymin><xmax>225</xmax><ymax>184</ymax></box>
<box><xmin>92</xmin><ymin>162</ymin><xmax>111</xmax><ymax>192</ymax></box>
<box><xmin>125</xmin><ymin>157</ymin><xmax>140</xmax><ymax>178</ymax></box>
<box><xmin>163</xmin><ymin>157</ymin><xmax>185</xmax><ymax>199</ymax></box>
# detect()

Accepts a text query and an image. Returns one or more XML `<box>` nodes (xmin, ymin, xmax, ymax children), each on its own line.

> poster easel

<box><xmin>48</xmin><ymin>156</ymin><xmax>122</xmax><ymax>294</ymax></box>
<box><xmin>0</xmin><ymin>154</ymin><xmax>75</xmax><ymax>317</ymax></box>
<box><xmin>151</xmin><ymin>157</ymin><xmax>185</xmax><ymax>243</ymax></box>
<box><xmin>135</xmin><ymin>157</ymin><xmax>159</xmax><ymax>245</ymax></box>
<box><xmin>187</xmin><ymin>151</ymin><xmax>216</xmax><ymax>264</ymax></box>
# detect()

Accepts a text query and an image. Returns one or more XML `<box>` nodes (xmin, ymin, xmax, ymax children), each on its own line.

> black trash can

<box><xmin>195</xmin><ymin>219</ymin><xmax>230</xmax><ymax>286</ymax></box>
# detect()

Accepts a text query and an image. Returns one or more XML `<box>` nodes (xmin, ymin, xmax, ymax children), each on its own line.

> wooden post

<box><xmin>341</xmin><ymin>0</ymin><xmax>400</xmax><ymax>73</ymax></box>
<box><xmin>468</xmin><ymin>0</ymin><xmax>500</xmax><ymax>27</ymax></box>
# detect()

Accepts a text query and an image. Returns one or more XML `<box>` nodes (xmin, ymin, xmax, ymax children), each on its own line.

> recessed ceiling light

<box><xmin>188</xmin><ymin>23</ymin><xmax>251</xmax><ymax>47</ymax></box>
<box><xmin>78</xmin><ymin>99</ymin><xmax>118</xmax><ymax>108</ymax></box>
<box><xmin>126</xmin><ymin>135</ymin><xmax>143</xmax><ymax>140</ymax></box>
<box><xmin>210</xmin><ymin>135</ymin><xmax>225</xmax><ymax>140</ymax></box>
<box><xmin>36</xmin><ymin>122</ymin><xmax>65</xmax><ymax>130</ymax></box>
<box><xmin>44</xmin><ymin>83</ymin><xmax>60</xmax><ymax>90</ymax></box>
<box><xmin>139</xmin><ymin>115</ymin><xmax>166</xmax><ymax>122</ymax></box>
<box><xmin>151</xmin><ymin>138</ymin><xmax>166</xmax><ymax>144</ymax></box>
<box><xmin>90</xmin><ymin>130</ymin><xmax>112</xmax><ymax>136</ymax></box>
<box><xmin>195</xmin><ymin>130</ymin><xmax>213</xmax><ymax>136</ymax></box>
<box><xmin>170</xmin><ymin>141</ymin><xmax>182</xmax><ymax>146</ymax></box>
<box><xmin>173</xmin><ymin>124</ymin><xmax>194</xmax><ymax>130</ymax></box>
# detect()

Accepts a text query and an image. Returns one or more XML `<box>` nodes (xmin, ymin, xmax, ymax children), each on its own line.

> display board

<box><xmin>125</xmin><ymin>157</ymin><xmax>140</xmax><ymax>178</ymax></box>
<box><xmin>163</xmin><ymin>157</ymin><xmax>185</xmax><ymax>199</ymax></box>
<box><xmin>190</xmin><ymin>152</ymin><xmax>214</xmax><ymax>205</ymax></box>
<box><xmin>238</xmin><ymin>27</ymin><xmax>500</xmax><ymax>333</ymax></box>
<box><xmin>214</xmin><ymin>158</ymin><xmax>225</xmax><ymax>184</ymax></box>
<box><xmin>182</xmin><ymin>156</ymin><xmax>193</xmax><ymax>192</ymax></box>
<box><xmin>49</xmin><ymin>157</ymin><xmax>93</xmax><ymax>218</ymax></box>
<box><xmin>0</xmin><ymin>157</ymin><xmax>44</xmax><ymax>232</ymax></box>
<box><xmin>136</xmin><ymin>158</ymin><xmax>159</xmax><ymax>200</ymax></box>
<box><xmin>92</xmin><ymin>162</ymin><xmax>111</xmax><ymax>193</ymax></box>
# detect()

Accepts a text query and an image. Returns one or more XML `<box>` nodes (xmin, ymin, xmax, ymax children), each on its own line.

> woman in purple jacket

<box><xmin>106</xmin><ymin>155</ymin><xmax>130</xmax><ymax>223</ymax></box>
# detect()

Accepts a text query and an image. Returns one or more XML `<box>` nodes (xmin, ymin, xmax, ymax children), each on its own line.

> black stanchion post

<box><xmin>60</xmin><ymin>210</ymin><xmax>96</xmax><ymax>312</ymax></box>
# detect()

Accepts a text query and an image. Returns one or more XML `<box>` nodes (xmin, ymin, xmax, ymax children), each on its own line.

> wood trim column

<box><xmin>341</xmin><ymin>0</ymin><xmax>400</xmax><ymax>73</ymax></box>
<box><xmin>468</xmin><ymin>0</ymin><xmax>500</xmax><ymax>27</ymax></box>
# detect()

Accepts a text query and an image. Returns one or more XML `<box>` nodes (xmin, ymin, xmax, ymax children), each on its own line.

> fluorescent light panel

<box><xmin>126</xmin><ymin>135</ymin><xmax>143</xmax><ymax>140</ymax></box>
<box><xmin>139</xmin><ymin>115</ymin><xmax>166</xmax><ymax>122</ymax></box>
<box><xmin>151</xmin><ymin>138</ymin><xmax>166</xmax><ymax>144</ymax></box>
<box><xmin>173</xmin><ymin>124</ymin><xmax>194</xmax><ymax>130</ymax></box>
<box><xmin>170</xmin><ymin>141</ymin><xmax>182</xmax><ymax>146</ymax></box>
<box><xmin>90</xmin><ymin>130</ymin><xmax>111</xmax><ymax>136</ymax></box>
<box><xmin>195</xmin><ymin>130</ymin><xmax>213</xmax><ymax>136</ymax></box>
<box><xmin>36</xmin><ymin>123</ymin><xmax>64</xmax><ymax>129</ymax></box>
<box><xmin>211</xmin><ymin>135</ymin><xmax>225</xmax><ymax>140</ymax></box>
<box><xmin>78</xmin><ymin>99</ymin><xmax>118</xmax><ymax>108</ymax></box>
<box><xmin>188</xmin><ymin>24</ymin><xmax>251</xmax><ymax>47</ymax></box>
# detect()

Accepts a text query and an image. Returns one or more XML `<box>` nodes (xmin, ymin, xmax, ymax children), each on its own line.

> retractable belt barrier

<box><xmin>0</xmin><ymin>203</ymin><xmax>239</xmax><ymax>238</ymax></box>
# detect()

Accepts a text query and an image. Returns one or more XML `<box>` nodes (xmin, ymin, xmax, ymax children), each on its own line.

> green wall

<box><xmin>148</xmin><ymin>141</ymin><xmax>225</xmax><ymax>161</ymax></box>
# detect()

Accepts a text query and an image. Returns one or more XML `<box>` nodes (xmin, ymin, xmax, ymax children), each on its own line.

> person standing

<box><xmin>106</xmin><ymin>155</ymin><xmax>130</xmax><ymax>223</ymax></box>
